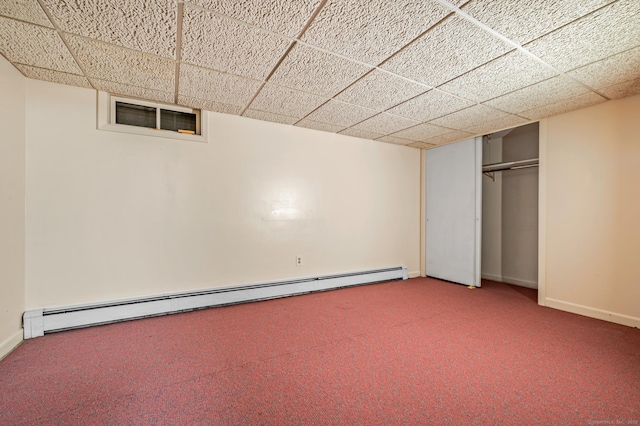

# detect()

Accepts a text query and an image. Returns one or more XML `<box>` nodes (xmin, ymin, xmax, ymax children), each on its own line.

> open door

<box><xmin>425</xmin><ymin>137</ymin><xmax>482</xmax><ymax>287</ymax></box>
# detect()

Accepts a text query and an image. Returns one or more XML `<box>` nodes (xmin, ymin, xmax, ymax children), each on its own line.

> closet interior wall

<box><xmin>482</xmin><ymin>123</ymin><xmax>539</xmax><ymax>289</ymax></box>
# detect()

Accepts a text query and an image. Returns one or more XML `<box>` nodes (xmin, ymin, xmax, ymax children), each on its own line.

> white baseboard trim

<box><xmin>23</xmin><ymin>266</ymin><xmax>408</xmax><ymax>339</ymax></box>
<box><xmin>501</xmin><ymin>276</ymin><xmax>538</xmax><ymax>289</ymax></box>
<box><xmin>408</xmin><ymin>271</ymin><xmax>421</xmax><ymax>279</ymax></box>
<box><xmin>481</xmin><ymin>273</ymin><xmax>502</xmax><ymax>282</ymax></box>
<box><xmin>545</xmin><ymin>298</ymin><xmax>640</xmax><ymax>328</ymax></box>
<box><xmin>0</xmin><ymin>330</ymin><xmax>23</xmax><ymax>361</ymax></box>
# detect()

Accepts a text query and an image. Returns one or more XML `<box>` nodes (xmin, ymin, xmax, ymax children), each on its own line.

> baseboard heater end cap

<box><xmin>23</xmin><ymin>309</ymin><xmax>44</xmax><ymax>339</ymax></box>
<box><xmin>402</xmin><ymin>266</ymin><xmax>408</xmax><ymax>280</ymax></box>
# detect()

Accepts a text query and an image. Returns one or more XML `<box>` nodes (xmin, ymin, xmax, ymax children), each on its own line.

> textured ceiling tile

<box><xmin>179</xmin><ymin>64</ymin><xmax>261</xmax><ymax>108</ymax></box>
<box><xmin>568</xmin><ymin>47</ymin><xmax>640</xmax><ymax>90</ymax></box>
<box><xmin>249</xmin><ymin>83</ymin><xmax>327</xmax><ymax>118</ymax></box>
<box><xmin>429</xmin><ymin>105</ymin><xmax>514</xmax><ymax>129</ymax></box>
<box><xmin>304</xmin><ymin>100</ymin><xmax>377</xmax><ymax>128</ymax></box>
<box><xmin>484</xmin><ymin>76</ymin><xmax>589</xmax><ymax>114</ymax></box>
<box><xmin>295</xmin><ymin>119</ymin><xmax>343</xmax><ymax>133</ymax></box>
<box><xmin>423</xmin><ymin>130</ymin><xmax>474</xmax><ymax>146</ymax></box>
<box><xmin>390</xmin><ymin>123</ymin><xmax>451</xmax><ymax>142</ymax></box>
<box><xmin>41</xmin><ymin>0</ymin><xmax>176</xmax><ymax>58</ymax></box>
<box><xmin>335</xmin><ymin>70</ymin><xmax>428</xmax><ymax>111</ymax></box>
<box><xmin>352</xmin><ymin>113</ymin><xmax>419</xmax><ymax>135</ymax></box>
<box><xmin>301</xmin><ymin>0</ymin><xmax>451</xmax><ymax>65</ymax></box>
<box><xmin>181</xmin><ymin>4</ymin><xmax>290</xmax><ymax>80</ymax></box>
<box><xmin>381</xmin><ymin>15</ymin><xmax>512</xmax><ymax>87</ymax></box>
<box><xmin>463</xmin><ymin>115</ymin><xmax>529</xmax><ymax>136</ymax></box>
<box><xmin>519</xmin><ymin>92</ymin><xmax>606</xmax><ymax>120</ymax></box>
<box><xmin>269</xmin><ymin>43</ymin><xmax>372</xmax><ymax>97</ymax></box>
<box><xmin>387</xmin><ymin>90</ymin><xmax>474</xmax><ymax>122</ymax></box>
<box><xmin>376</xmin><ymin>136</ymin><xmax>413</xmax><ymax>145</ymax></box>
<box><xmin>338</xmin><ymin>128</ymin><xmax>383</xmax><ymax>140</ymax></box>
<box><xmin>188</xmin><ymin>0</ymin><xmax>319</xmax><ymax>37</ymax></box>
<box><xmin>15</xmin><ymin>64</ymin><xmax>91</xmax><ymax>88</ymax></box>
<box><xmin>0</xmin><ymin>0</ymin><xmax>52</xmax><ymax>27</ymax></box>
<box><xmin>598</xmin><ymin>77</ymin><xmax>640</xmax><ymax>100</ymax></box>
<box><xmin>439</xmin><ymin>50</ymin><xmax>557</xmax><ymax>102</ymax></box>
<box><xmin>92</xmin><ymin>79</ymin><xmax>175</xmax><ymax>104</ymax></box>
<box><xmin>462</xmin><ymin>0</ymin><xmax>612</xmax><ymax>45</ymax></box>
<box><xmin>178</xmin><ymin>95</ymin><xmax>241</xmax><ymax>115</ymax></box>
<box><xmin>66</xmin><ymin>35</ymin><xmax>175</xmax><ymax>92</ymax></box>
<box><xmin>406</xmin><ymin>142</ymin><xmax>436</xmax><ymax>149</ymax></box>
<box><xmin>525</xmin><ymin>0</ymin><xmax>640</xmax><ymax>71</ymax></box>
<box><xmin>243</xmin><ymin>109</ymin><xmax>298</xmax><ymax>125</ymax></box>
<box><xmin>0</xmin><ymin>17</ymin><xmax>81</xmax><ymax>73</ymax></box>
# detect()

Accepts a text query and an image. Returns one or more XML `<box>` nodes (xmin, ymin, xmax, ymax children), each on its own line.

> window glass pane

<box><xmin>115</xmin><ymin>102</ymin><xmax>156</xmax><ymax>128</ymax></box>
<box><xmin>160</xmin><ymin>109</ymin><xmax>197</xmax><ymax>134</ymax></box>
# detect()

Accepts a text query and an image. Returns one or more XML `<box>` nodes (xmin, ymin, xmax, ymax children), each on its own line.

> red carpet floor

<box><xmin>1</xmin><ymin>277</ymin><xmax>639</xmax><ymax>425</ymax></box>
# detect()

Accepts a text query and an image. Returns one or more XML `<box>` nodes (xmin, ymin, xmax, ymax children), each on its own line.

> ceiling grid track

<box><xmin>174</xmin><ymin>1</ymin><xmax>184</xmax><ymax>104</ymax></box>
<box><xmin>34</xmin><ymin>0</ymin><xmax>97</xmax><ymax>90</ymax></box>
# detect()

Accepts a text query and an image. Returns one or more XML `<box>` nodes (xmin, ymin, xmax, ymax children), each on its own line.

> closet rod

<box><xmin>482</xmin><ymin>158</ymin><xmax>539</xmax><ymax>173</ymax></box>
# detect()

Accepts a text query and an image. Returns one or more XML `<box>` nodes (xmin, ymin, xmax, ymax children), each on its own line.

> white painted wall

<box><xmin>542</xmin><ymin>94</ymin><xmax>640</xmax><ymax>327</ymax></box>
<box><xmin>502</xmin><ymin>124</ymin><xmax>539</xmax><ymax>288</ymax></box>
<box><xmin>0</xmin><ymin>56</ymin><xmax>26</xmax><ymax>358</ymax></box>
<box><xmin>481</xmin><ymin>137</ymin><xmax>502</xmax><ymax>281</ymax></box>
<box><xmin>24</xmin><ymin>79</ymin><xmax>421</xmax><ymax>309</ymax></box>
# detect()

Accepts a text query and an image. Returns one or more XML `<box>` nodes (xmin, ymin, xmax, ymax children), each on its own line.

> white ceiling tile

<box><xmin>242</xmin><ymin>109</ymin><xmax>299</xmax><ymax>124</ymax></box>
<box><xmin>304</xmin><ymin>100</ymin><xmax>377</xmax><ymax>128</ymax></box>
<box><xmin>181</xmin><ymin>4</ymin><xmax>291</xmax><ymax>80</ymax></box>
<box><xmin>439</xmin><ymin>50</ymin><xmax>557</xmax><ymax>102</ymax></box>
<box><xmin>178</xmin><ymin>95</ymin><xmax>241</xmax><ymax>115</ymax></box>
<box><xmin>0</xmin><ymin>17</ymin><xmax>81</xmax><ymax>74</ymax></box>
<box><xmin>422</xmin><ymin>130</ymin><xmax>474</xmax><ymax>146</ymax></box>
<box><xmin>66</xmin><ymin>35</ymin><xmax>175</xmax><ymax>92</ymax></box>
<box><xmin>295</xmin><ymin>119</ymin><xmax>343</xmax><ymax>133</ymax></box>
<box><xmin>41</xmin><ymin>0</ymin><xmax>176</xmax><ymax>58</ymax></box>
<box><xmin>188</xmin><ymin>0</ymin><xmax>319</xmax><ymax>38</ymax></box>
<box><xmin>525</xmin><ymin>0</ymin><xmax>640</xmax><ymax>71</ymax></box>
<box><xmin>462</xmin><ymin>0</ymin><xmax>613</xmax><ymax>45</ymax></box>
<box><xmin>568</xmin><ymin>47</ymin><xmax>640</xmax><ymax>90</ymax></box>
<box><xmin>335</xmin><ymin>70</ymin><xmax>428</xmax><ymax>111</ymax></box>
<box><xmin>92</xmin><ymin>79</ymin><xmax>175</xmax><ymax>104</ymax></box>
<box><xmin>390</xmin><ymin>123</ymin><xmax>451</xmax><ymax>142</ymax></box>
<box><xmin>338</xmin><ymin>128</ymin><xmax>383</xmax><ymax>140</ymax></box>
<box><xmin>429</xmin><ymin>105</ymin><xmax>514</xmax><ymax>129</ymax></box>
<box><xmin>179</xmin><ymin>64</ymin><xmax>261</xmax><ymax>108</ymax></box>
<box><xmin>301</xmin><ymin>0</ymin><xmax>451</xmax><ymax>65</ymax></box>
<box><xmin>463</xmin><ymin>115</ymin><xmax>529</xmax><ymax>136</ymax></box>
<box><xmin>376</xmin><ymin>136</ymin><xmax>413</xmax><ymax>145</ymax></box>
<box><xmin>269</xmin><ymin>43</ymin><xmax>372</xmax><ymax>97</ymax></box>
<box><xmin>483</xmin><ymin>76</ymin><xmax>589</xmax><ymax>114</ymax></box>
<box><xmin>352</xmin><ymin>112</ymin><xmax>419</xmax><ymax>135</ymax></box>
<box><xmin>519</xmin><ymin>92</ymin><xmax>606</xmax><ymax>120</ymax></box>
<box><xmin>15</xmin><ymin>64</ymin><xmax>91</xmax><ymax>88</ymax></box>
<box><xmin>598</xmin><ymin>77</ymin><xmax>640</xmax><ymax>100</ymax></box>
<box><xmin>387</xmin><ymin>90</ymin><xmax>474</xmax><ymax>122</ymax></box>
<box><xmin>406</xmin><ymin>142</ymin><xmax>436</xmax><ymax>149</ymax></box>
<box><xmin>0</xmin><ymin>0</ymin><xmax>52</xmax><ymax>27</ymax></box>
<box><xmin>381</xmin><ymin>15</ymin><xmax>512</xmax><ymax>87</ymax></box>
<box><xmin>243</xmin><ymin>109</ymin><xmax>298</xmax><ymax>125</ymax></box>
<box><xmin>249</xmin><ymin>83</ymin><xmax>327</xmax><ymax>118</ymax></box>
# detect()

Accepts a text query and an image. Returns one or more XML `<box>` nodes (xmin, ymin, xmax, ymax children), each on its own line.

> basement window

<box><xmin>97</xmin><ymin>92</ymin><xmax>208</xmax><ymax>143</ymax></box>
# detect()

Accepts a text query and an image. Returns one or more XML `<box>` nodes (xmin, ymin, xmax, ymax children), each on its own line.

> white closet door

<box><xmin>425</xmin><ymin>137</ymin><xmax>482</xmax><ymax>287</ymax></box>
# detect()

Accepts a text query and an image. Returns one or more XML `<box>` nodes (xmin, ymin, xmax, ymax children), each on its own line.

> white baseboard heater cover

<box><xmin>23</xmin><ymin>266</ymin><xmax>408</xmax><ymax>339</ymax></box>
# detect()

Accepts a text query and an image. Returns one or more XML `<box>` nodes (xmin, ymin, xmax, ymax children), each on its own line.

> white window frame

<box><xmin>97</xmin><ymin>91</ymin><xmax>208</xmax><ymax>143</ymax></box>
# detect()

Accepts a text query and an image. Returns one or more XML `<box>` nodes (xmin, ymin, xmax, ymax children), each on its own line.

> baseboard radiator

<box><xmin>23</xmin><ymin>266</ymin><xmax>408</xmax><ymax>339</ymax></box>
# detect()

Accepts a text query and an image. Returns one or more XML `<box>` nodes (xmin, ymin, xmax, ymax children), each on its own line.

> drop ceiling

<box><xmin>1</xmin><ymin>0</ymin><xmax>639</xmax><ymax>149</ymax></box>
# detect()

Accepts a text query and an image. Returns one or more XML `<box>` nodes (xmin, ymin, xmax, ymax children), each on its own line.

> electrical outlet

<box><xmin>296</xmin><ymin>256</ymin><xmax>303</xmax><ymax>266</ymax></box>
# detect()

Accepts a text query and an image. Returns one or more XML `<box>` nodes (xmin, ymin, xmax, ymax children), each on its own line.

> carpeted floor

<box><xmin>1</xmin><ymin>277</ymin><xmax>638</xmax><ymax>425</ymax></box>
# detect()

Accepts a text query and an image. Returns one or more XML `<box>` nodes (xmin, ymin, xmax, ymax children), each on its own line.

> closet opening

<box><xmin>481</xmin><ymin>122</ymin><xmax>539</xmax><ymax>302</ymax></box>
